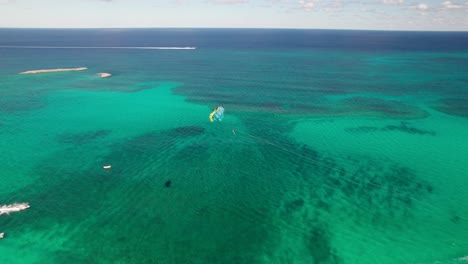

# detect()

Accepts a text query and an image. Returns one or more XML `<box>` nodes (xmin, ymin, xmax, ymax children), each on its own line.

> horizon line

<box><xmin>0</xmin><ymin>27</ymin><xmax>467</xmax><ymax>33</ymax></box>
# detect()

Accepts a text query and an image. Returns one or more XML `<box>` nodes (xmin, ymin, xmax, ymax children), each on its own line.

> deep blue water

<box><xmin>1</xmin><ymin>28</ymin><xmax>468</xmax><ymax>51</ymax></box>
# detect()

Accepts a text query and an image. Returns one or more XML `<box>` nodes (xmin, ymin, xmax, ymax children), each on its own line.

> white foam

<box><xmin>0</xmin><ymin>46</ymin><xmax>197</xmax><ymax>50</ymax></box>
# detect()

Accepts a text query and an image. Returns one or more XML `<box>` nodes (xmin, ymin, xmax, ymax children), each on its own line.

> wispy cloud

<box><xmin>0</xmin><ymin>0</ymin><xmax>15</xmax><ymax>4</ymax></box>
<box><xmin>298</xmin><ymin>0</ymin><xmax>320</xmax><ymax>11</ymax></box>
<box><xmin>383</xmin><ymin>0</ymin><xmax>404</xmax><ymax>5</ymax></box>
<box><xmin>1</xmin><ymin>0</ymin><xmax>466</xmax><ymax>30</ymax></box>
<box><xmin>441</xmin><ymin>1</ymin><xmax>464</xmax><ymax>9</ymax></box>
<box><xmin>416</xmin><ymin>3</ymin><xmax>429</xmax><ymax>10</ymax></box>
<box><xmin>212</xmin><ymin>0</ymin><xmax>248</xmax><ymax>4</ymax></box>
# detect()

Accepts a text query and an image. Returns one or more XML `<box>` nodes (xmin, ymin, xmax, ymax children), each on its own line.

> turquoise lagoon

<box><xmin>0</xmin><ymin>29</ymin><xmax>468</xmax><ymax>263</ymax></box>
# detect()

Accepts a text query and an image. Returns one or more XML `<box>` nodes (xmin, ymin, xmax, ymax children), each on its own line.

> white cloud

<box><xmin>213</xmin><ymin>0</ymin><xmax>248</xmax><ymax>4</ymax></box>
<box><xmin>299</xmin><ymin>0</ymin><xmax>319</xmax><ymax>11</ymax></box>
<box><xmin>416</xmin><ymin>3</ymin><xmax>429</xmax><ymax>10</ymax></box>
<box><xmin>441</xmin><ymin>1</ymin><xmax>463</xmax><ymax>9</ymax></box>
<box><xmin>383</xmin><ymin>0</ymin><xmax>404</xmax><ymax>5</ymax></box>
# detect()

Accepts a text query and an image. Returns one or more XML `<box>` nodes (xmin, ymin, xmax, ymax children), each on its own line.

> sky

<box><xmin>0</xmin><ymin>0</ymin><xmax>467</xmax><ymax>31</ymax></box>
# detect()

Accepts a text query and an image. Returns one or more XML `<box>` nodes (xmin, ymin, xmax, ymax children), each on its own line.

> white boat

<box><xmin>0</xmin><ymin>203</ymin><xmax>30</xmax><ymax>215</ymax></box>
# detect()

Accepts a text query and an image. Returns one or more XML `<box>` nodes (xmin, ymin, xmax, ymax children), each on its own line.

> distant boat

<box><xmin>97</xmin><ymin>72</ymin><xmax>112</xmax><ymax>78</ymax></box>
<box><xmin>103</xmin><ymin>165</ymin><xmax>112</xmax><ymax>169</ymax></box>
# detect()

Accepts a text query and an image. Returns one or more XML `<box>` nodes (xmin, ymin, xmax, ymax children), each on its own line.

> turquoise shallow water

<box><xmin>1</xmin><ymin>30</ymin><xmax>468</xmax><ymax>263</ymax></box>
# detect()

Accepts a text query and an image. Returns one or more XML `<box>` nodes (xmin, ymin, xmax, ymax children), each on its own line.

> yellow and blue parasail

<box><xmin>209</xmin><ymin>106</ymin><xmax>224</xmax><ymax>122</ymax></box>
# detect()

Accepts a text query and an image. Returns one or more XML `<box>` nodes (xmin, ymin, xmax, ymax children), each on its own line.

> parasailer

<box><xmin>209</xmin><ymin>106</ymin><xmax>224</xmax><ymax>122</ymax></box>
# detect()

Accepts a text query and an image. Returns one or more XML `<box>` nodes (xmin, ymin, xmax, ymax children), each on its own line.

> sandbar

<box><xmin>98</xmin><ymin>72</ymin><xmax>112</xmax><ymax>78</ymax></box>
<box><xmin>19</xmin><ymin>67</ymin><xmax>88</xmax><ymax>74</ymax></box>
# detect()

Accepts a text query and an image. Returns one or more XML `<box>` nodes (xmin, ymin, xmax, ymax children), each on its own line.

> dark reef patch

<box><xmin>57</xmin><ymin>130</ymin><xmax>111</xmax><ymax>144</ymax></box>
<box><xmin>324</xmin><ymin>159</ymin><xmax>433</xmax><ymax>224</ymax></box>
<box><xmin>126</xmin><ymin>82</ymin><xmax>162</xmax><ymax>93</ymax></box>
<box><xmin>269</xmin><ymin>129</ymin><xmax>433</xmax><ymax>228</ymax></box>
<box><xmin>68</xmin><ymin>80</ymin><xmax>162</xmax><ymax>93</ymax></box>
<box><xmin>345</xmin><ymin>121</ymin><xmax>435</xmax><ymax>136</ymax></box>
<box><xmin>431</xmin><ymin>98</ymin><xmax>468</xmax><ymax>118</ymax></box>
<box><xmin>176</xmin><ymin>79</ymin><xmax>431</xmax><ymax>119</ymax></box>
<box><xmin>0</xmin><ymin>93</ymin><xmax>45</xmax><ymax>114</ymax></box>
<box><xmin>284</xmin><ymin>198</ymin><xmax>305</xmax><ymax>213</ymax></box>
<box><xmin>450</xmin><ymin>214</ymin><xmax>461</xmax><ymax>224</ymax></box>
<box><xmin>341</xmin><ymin>97</ymin><xmax>429</xmax><ymax>119</ymax></box>
<box><xmin>239</xmin><ymin>113</ymin><xmax>435</xmax><ymax>257</ymax></box>
<box><xmin>171</xmin><ymin>126</ymin><xmax>205</xmax><ymax>138</ymax></box>
<box><xmin>346</xmin><ymin>126</ymin><xmax>380</xmax><ymax>133</ymax></box>
<box><xmin>172</xmin><ymin>143</ymin><xmax>210</xmax><ymax>165</ymax></box>
<box><xmin>384</xmin><ymin>122</ymin><xmax>435</xmax><ymax>135</ymax></box>
<box><xmin>306</xmin><ymin>225</ymin><xmax>341</xmax><ymax>264</ymax></box>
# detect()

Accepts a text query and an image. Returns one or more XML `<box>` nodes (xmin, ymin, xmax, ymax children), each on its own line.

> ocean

<box><xmin>0</xmin><ymin>28</ymin><xmax>467</xmax><ymax>264</ymax></box>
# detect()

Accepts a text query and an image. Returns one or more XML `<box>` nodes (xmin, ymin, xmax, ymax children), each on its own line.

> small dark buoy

<box><xmin>165</xmin><ymin>180</ymin><xmax>172</xmax><ymax>188</ymax></box>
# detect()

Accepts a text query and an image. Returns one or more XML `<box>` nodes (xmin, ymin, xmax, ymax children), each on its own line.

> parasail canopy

<box><xmin>209</xmin><ymin>106</ymin><xmax>224</xmax><ymax>122</ymax></box>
